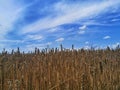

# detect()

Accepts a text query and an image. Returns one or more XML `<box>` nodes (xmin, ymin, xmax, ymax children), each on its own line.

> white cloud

<box><xmin>0</xmin><ymin>43</ymin><xmax>6</xmax><ymax>51</ymax></box>
<box><xmin>0</xmin><ymin>0</ymin><xmax>33</xmax><ymax>39</ymax></box>
<box><xmin>21</xmin><ymin>0</ymin><xmax>120</xmax><ymax>34</ymax></box>
<box><xmin>112</xmin><ymin>42</ymin><xmax>120</xmax><ymax>48</ymax></box>
<box><xmin>24</xmin><ymin>44</ymin><xmax>45</xmax><ymax>52</ymax></box>
<box><xmin>24</xmin><ymin>42</ymin><xmax>52</xmax><ymax>52</ymax></box>
<box><xmin>79</xmin><ymin>25</ymin><xmax>87</xmax><ymax>30</ymax></box>
<box><xmin>103</xmin><ymin>36</ymin><xmax>111</xmax><ymax>39</ymax></box>
<box><xmin>84</xmin><ymin>45</ymin><xmax>91</xmax><ymax>50</ymax></box>
<box><xmin>47</xmin><ymin>42</ymin><xmax>52</xmax><ymax>45</ymax></box>
<box><xmin>55</xmin><ymin>38</ymin><xmax>64</xmax><ymax>42</ymax></box>
<box><xmin>111</xmin><ymin>19</ymin><xmax>120</xmax><ymax>22</ymax></box>
<box><xmin>85</xmin><ymin>41</ymin><xmax>89</xmax><ymax>44</ymax></box>
<box><xmin>0</xmin><ymin>39</ymin><xmax>25</xmax><ymax>51</ymax></box>
<box><xmin>26</xmin><ymin>35</ymin><xmax>43</xmax><ymax>40</ymax></box>
<box><xmin>0</xmin><ymin>1</ymin><xmax>19</xmax><ymax>35</ymax></box>
<box><xmin>48</xmin><ymin>27</ymin><xmax>61</xmax><ymax>33</ymax></box>
<box><xmin>78</xmin><ymin>31</ymin><xmax>86</xmax><ymax>34</ymax></box>
<box><xmin>82</xmin><ymin>20</ymin><xmax>111</xmax><ymax>26</ymax></box>
<box><xmin>78</xmin><ymin>25</ymin><xmax>87</xmax><ymax>34</ymax></box>
<box><xmin>0</xmin><ymin>39</ymin><xmax>24</xmax><ymax>43</ymax></box>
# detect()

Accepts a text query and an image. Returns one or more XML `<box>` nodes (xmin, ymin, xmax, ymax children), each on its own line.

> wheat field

<box><xmin>0</xmin><ymin>45</ymin><xmax>120</xmax><ymax>90</ymax></box>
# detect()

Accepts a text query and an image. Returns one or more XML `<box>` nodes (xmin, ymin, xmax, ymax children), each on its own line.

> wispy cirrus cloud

<box><xmin>55</xmin><ymin>38</ymin><xmax>64</xmax><ymax>42</ymax></box>
<box><xmin>0</xmin><ymin>0</ymin><xmax>34</xmax><ymax>39</ymax></box>
<box><xmin>20</xmin><ymin>0</ymin><xmax>120</xmax><ymax>34</ymax></box>
<box><xmin>26</xmin><ymin>34</ymin><xmax>43</xmax><ymax>40</ymax></box>
<box><xmin>1</xmin><ymin>0</ymin><xmax>120</xmax><ymax>51</ymax></box>
<box><xmin>78</xmin><ymin>25</ymin><xmax>87</xmax><ymax>34</ymax></box>
<box><xmin>111</xmin><ymin>18</ymin><xmax>120</xmax><ymax>22</ymax></box>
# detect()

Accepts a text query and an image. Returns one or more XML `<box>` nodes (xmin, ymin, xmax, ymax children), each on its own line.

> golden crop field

<box><xmin>0</xmin><ymin>45</ymin><xmax>120</xmax><ymax>90</ymax></box>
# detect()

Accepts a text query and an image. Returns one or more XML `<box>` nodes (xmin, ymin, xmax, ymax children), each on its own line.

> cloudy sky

<box><xmin>0</xmin><ymin>0</ymin><xmax>120</xmax><ymax>51</ymax></box>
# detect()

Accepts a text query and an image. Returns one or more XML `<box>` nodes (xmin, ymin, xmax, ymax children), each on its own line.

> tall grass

<box><xmin>0</xmin><ymin>45</ymin><xmax>120</xmax><ymax>90</ymax></box>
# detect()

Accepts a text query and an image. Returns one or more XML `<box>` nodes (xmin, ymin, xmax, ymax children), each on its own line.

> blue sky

<box><xmin>0</xmin><ymin>0</ymin><xmax>120</xmax><ymax>51</ymax></box>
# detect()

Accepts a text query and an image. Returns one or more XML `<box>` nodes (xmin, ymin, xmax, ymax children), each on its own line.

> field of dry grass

<box><xmin>0</xmin><ymin>45</ymin><xmax>120</xmax><ymax>90</ymax></box>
